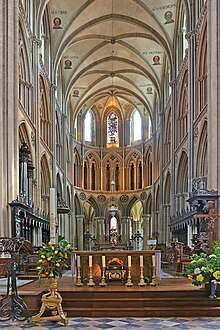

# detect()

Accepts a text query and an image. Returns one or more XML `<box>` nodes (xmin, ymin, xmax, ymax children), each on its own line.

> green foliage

<box><xmin>185</xmin><ymin>241</ymin><xmax>220</xmax><ymax>286</ymax></box>
<box><xmin>35</xmin><ymin>238</ymin><xmax>74</xmax><ymax>283</ymax></box>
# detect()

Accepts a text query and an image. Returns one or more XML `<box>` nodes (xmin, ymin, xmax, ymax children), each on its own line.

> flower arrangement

<box><xmin>185</xmin><ymin>241</ymin><xmax>220</xmax><ymax>286</ymax></box>
<box><xmin>36</xmin><ymin>236</ymin><xmax>74</xmax><ymax>282</ymax></box>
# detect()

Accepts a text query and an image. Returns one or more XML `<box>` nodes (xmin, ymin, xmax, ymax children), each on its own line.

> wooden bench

<box><xmin>24</xmin><ymin>255</ymin><xmax>40</xmax><ymax>273</ymax></box>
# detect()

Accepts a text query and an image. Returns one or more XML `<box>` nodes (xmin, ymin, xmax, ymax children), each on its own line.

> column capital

<box><xmin>76</xmin><ymin>214</ymin><xmax>84</xmax><ymax>220</ymax></box>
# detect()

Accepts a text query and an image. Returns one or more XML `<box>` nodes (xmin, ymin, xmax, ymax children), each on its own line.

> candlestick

<box><xmin>152</xmin><ymin>255</ymin><xmax>156</xmax><ymax>267</ymax></box>
<box><xmin>128</xmin><ymin>255</ymin><xmax>131</xmax><ymax>267</ymax></box>
<box><xmin>125</xmin><ymin>265</ymin><xmax>133</xmax><ymax>287</ymax></box>
<box><xmin>89</xmin><ymin>255</ymin><xmax>92</xmax><ymax>267</ymax></box>
<box><xmin>140</xmin><ymin>255</ymin><xmax>143</xmax><ymax>267</ymax></box>
<box><xmin>102</xmin><ymin>255</ymin><xmax>106</xmax><ymax>268</ymax></box>
<box><xmin>77</xmin><ymin>255</ymin><xmax>80</xmax><ymax>266</ymax></box>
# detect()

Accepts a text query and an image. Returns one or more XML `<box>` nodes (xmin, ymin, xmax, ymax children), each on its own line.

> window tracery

<box><xmin>107</xmin><ymin>111</ymin><xmax>118</xmax><ymax>144</ymax></box>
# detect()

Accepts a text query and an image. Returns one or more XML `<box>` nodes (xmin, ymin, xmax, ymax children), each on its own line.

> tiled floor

<box><xmin>1</xmin><ymin>317</ymin><xmax>220</xmax><ymax>329</ymax></box>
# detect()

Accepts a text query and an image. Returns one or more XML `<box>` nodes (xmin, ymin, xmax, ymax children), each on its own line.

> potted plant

<box><xmin>185</xmin><ymin>241</ymin><xmax>220</xmax><ymax>299</ymax></box>
<box><xmin>32</xmin><ymin>236</ymin><xmax>74</xmax><ymax>325</ymax></box>
<box><xmin>35</xmin><ymin>236</ymin><xmax>74</xmax><ymax>282</ymax></box>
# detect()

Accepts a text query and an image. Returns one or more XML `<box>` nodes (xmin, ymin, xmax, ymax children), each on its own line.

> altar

<box><xmin>72</xmin><ymin>250</ymin><xmax>161</xmax><ymax>286</ymax></box>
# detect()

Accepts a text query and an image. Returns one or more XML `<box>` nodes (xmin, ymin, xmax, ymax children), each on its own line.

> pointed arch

<box><xmin>39</xmin><ymin>75</ymin><xmax>51</xmax><ymax>149</ymax></box>
<box><xmin>196</xmin><ymin>121</ymin><xmax>207</xmax><ymax>177</ymax></box>
<box><xmin>196</xmin><ymin>19</ymin><xmax>207</xmax><ymax>115</ymax></box>
<box><xmin>164</xmin><ymin>110</ymin><xmax>171</xmax><ymax>164</ymax></box>
<box><xmin>144</xmin><ymin>146</ymin><xmax>152</xmax><ymax>187</ymax></box>
<box><xmin>164</xmin><ymin>172</ymin><xmax>171</xmax><ymax>204</ymax></box>
<box><xmin>176</xmin><ymin>71</ymin><xmax>188</xmax><ymax>144</ymax></box>
<box><xmin>40</xmin><ymin>154</ymin><xmax>51</xmax><ymax>217</ymax></box>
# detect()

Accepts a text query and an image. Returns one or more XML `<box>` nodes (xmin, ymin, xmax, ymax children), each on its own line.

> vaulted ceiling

<box><xmin>47</xmin><ymin>0</ymin><xmax>182</xmax><ymax>119</ymax></box>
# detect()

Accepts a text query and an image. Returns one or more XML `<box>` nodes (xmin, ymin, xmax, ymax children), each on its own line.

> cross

<box><xmin>194</xmin><ymin>201</ymin><xmax>220</xmax><ymax>251</ymax></box>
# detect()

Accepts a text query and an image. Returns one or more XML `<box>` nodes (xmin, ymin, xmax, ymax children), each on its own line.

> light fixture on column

<box><xmin>108</xmin><ymin>180</ymin><xmax>118</xmax><ymax>217</ymax></box>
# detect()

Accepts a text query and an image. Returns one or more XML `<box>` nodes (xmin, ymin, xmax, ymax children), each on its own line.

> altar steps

<box><xmin>19</xmin><ymin>278</ymin><xmax>220</xmax><ymax>318</ymax></box>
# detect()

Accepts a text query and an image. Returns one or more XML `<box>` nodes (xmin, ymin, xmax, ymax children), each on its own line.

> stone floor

<box><xmin>1</xmin><ymin>317</ymin><xmax>220</xmax><ymax>329</ymax></box>
<box><xmin>0</xmin><ymin>271</ymin><xmax>212</xmax><ymax>328</ymax></box>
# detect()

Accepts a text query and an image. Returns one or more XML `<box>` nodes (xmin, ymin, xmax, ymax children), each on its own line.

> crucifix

<box><xmin>194</xmin><ymin>201</ymin><xmax>220</xmax><ymax>251</ymax></box>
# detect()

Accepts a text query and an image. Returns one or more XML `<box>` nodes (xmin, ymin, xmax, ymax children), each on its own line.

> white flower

<box><xmin>201</xmin><ymin>266</ymin><xmax>206</xmax><ymax>271</ymax></box>
<box><xmin>209</xmin><ymin>254</ymin><xmax>217</xmax><ymax>258</ymax></box>
<box><xmin>194</xmin><ymin>268</ymin><xmax>201</xmax><ymax>274</ymax></box>
<box><xmin>191</xmin><ymin>260</ymin><xmax>196</xmax><ymax>263</ymax></box>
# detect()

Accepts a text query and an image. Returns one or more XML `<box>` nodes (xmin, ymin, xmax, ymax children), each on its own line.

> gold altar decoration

<box><xmin>32</xmin><ymin>278</ymin><xmax>68</xmax><ymax>325</ymax></box>
<box><xmin>150</xmin><ymin>255</ymin><xmax>158</xmax><ymax>286</ymax></box>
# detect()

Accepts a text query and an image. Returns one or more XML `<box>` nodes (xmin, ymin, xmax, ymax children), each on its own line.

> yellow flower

<box><xmin>213</xmin><ymin>271</ymin><xmax>220</xmax><ymax>279</ymax></box>
<box><xmin>48</xmin><ymin>242</ymin><xmax>52</xmax><ymax>245</ymax></box>
<box><xmin>49</xmin><ymin>272</ymin><xmax>54</xmax><ymax>277</ymax></box>
<box><xmin>47</xmin><ymin>256</ymin><xmax>52</xmax><ymax>261</ymax></box>
<box><xmin>54</xmin><ymin>250</ymin><xmax>58</xmax><ymax>254</ymax></box>
<box><xmin>56</xmin><ymin>263</ymin><xmax>60</xmax><ymax>267</ymax></box>
<box><xmin>38</xmin><ymin>259</ymin><xmax>43</xmax><ymax>263</ymax></box>
<box><xmin>196</xmin><ymin>274</ymin><xmax>204</xmax><ymax>282</ymax></box>
<box><xmin>187</xmin><ymin>275</ymin><xmax>193</xmax><ymax>280</ymax></box>
<box><xmin>41</xmin><ymin>255</ymin><xmax>45</xmax><ymax>258</ymax></box>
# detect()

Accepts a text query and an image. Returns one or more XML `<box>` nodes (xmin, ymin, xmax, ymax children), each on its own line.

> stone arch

<box><xmin>196</xmin><ymin>121</ymin><xmax>207</xmax><ymax>177</ymax></box>
<box><xmin>39</xmin><ymin>75</ymin><xmax>51</xmax><ymax>149</ymax></box>
<box><xmin>40</xmin><ymin>154</ymin><xmax>51</xmax><ymax>217</ymax></box>
<box><xmin>164</xmin><ymin>110</ymin><xmax>171</xmax><ymax>165</ymax></box>
<box><xmin>164</xmin><ymin>171</ymin><xmax>171</xmax><ymax>204</ymax></box>
<box><xmin>125</xmin><ymin>150</ymin><xmax>143</xmax><ymax>191</ymax></box>
<box><xmin>102</xmin><ymin>152</ymin><xmax>123</xmax><ymax>191</ymax></box>
<box><xmin>176</xmin><ymin>71</ymin><xmax>188</xmax><ymax>144</ymax></box>
<box><xmin>83</xmin><ymin>151</ymin><xmax>101</xmax><ymax>191</ymax></box>
<box><xmin>196</xmin><ymin>18</ymin><xmax>207</xmax><ymax>115</ymax></box>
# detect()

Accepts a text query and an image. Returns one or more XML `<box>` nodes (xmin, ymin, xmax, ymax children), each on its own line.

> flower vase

<box><xmin>32</xmin><ymin>278</ymin><xmax>68</xmax><ymax>325</ymax></box>
<box><xmin>209</xmin><ymin>280</ymin><xmax>217</xmax><ymax>299</ymax></box>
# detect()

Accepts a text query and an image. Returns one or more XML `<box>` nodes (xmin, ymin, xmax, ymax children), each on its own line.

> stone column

<box><xmin>76</xmin><ymin>215</ymin><xmax>84</xmax><ymax>250</ymax></box>
<box><xmin>97</xmin><ymin>217</ymin><xmax>105</xmax><ymax>245</ymax></box>
<box><xmin>142</xmin><ymin>214</ymin><xmax>151</xmax><ymax>249</ymax></box>
<box><xmin>0</xmin><ymin>0</ymin><xmax>19</xmax><ymax>236</ymax></box>
<box><xmin>207</xmin><ymin>1</ymin><xmax>220</xmax><ymax>238</ymax></box>
<box><xmin>121</xmin><ymin>216</ymin><xmax>130</xmax><ymax>246</ymax></box>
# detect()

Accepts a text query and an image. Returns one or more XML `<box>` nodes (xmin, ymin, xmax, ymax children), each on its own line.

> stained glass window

<box><xmin>133</xmin><ymin>110</ymin><xmax>142</xmax><ymax>141</ymax></box>
<box><xmin>84</xmin><ymin>110</ymin><xmax>92</xmax><ymax>142</ymax></box>
<box><xmin>110</xmin><ymin>216</ymin><xmax>117</xmax><ymax>230</ymax></box>
<box><xmin>107</xmin><ymin>111</ymin><xmax>118</xmax><ymax>144</ymax></box>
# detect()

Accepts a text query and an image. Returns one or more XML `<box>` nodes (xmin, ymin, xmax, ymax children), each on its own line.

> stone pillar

<box><xmin>121</xmin><ymin>216</ymin><xmax>130</xmax><ymax>246</ymax></box>
<box><xmin>50</xmin><ymin>188</ymin><xmax>57</xmax><ymax>243</ymax></box>
<box><xmin>76</xmin><ymin>215</ymin><xmax>84</xmax><ymax>250</ymax></box>
<box><xmin>97</xmin><ymin>217</ymin><xmax>105</xmax><ymax>245</ymax></box>
<box><xmin>142</xmin><ymin>214</ymin><xmax>151</xmax><ymax>249</ymax></box>
<box><xmin>0</xmin><ymin>0</ymin><xmax>19</xmax><ymax>236</ymax></box>
<box><xmin>187</xmin><ymin>223</ymin><xmax>193</xmax><ymax>248</ymax></box>
<box><xmin>207</xmin><ymin>1</ymin><xmax>220</xmax><ymax>238</ymax></box>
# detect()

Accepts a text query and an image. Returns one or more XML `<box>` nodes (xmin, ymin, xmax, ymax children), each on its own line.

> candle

<box><xmin>102</xmin><ymin>255</ymin><xmax>106</xmax><ymax>267</ymax></box>
<box><xmin>89</xmin><ymin>255</ymin><xmax>93</xmax><ymax>267</ymax></box>
<box><xmin>77</xmin><ymin>255</ymin><xmax>81</xmax><ymax>266</ymax></box>
<box><xmin>140</xmin><ymin>255</ymin><xmax>143</xmax><ymax>267</ymax></box>
<box><xmin>152</xmin><ymin>255</ymin><xmax>156</xmax><ymax>267</ymax></box>
<box><xmin>128</xmin><ymin>255</ymin><xmax>131</xmax><ymax>268</ymax></box>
